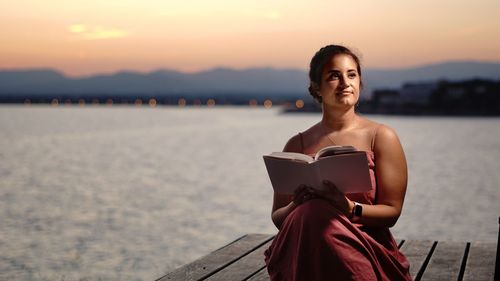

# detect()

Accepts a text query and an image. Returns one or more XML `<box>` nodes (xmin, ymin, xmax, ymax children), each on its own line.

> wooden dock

<box><xmin>158</xmin><ymin>233</ymin><xmax>498</xmax><ymax>281</ymax></box>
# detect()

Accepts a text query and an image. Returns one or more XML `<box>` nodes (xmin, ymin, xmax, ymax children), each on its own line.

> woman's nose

<box><xmin>339</xmin><ymin>76</ymin><xmax>348</xmax><ymax>87</ymax></box>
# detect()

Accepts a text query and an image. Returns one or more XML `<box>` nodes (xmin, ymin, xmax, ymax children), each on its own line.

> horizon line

<box><xmin>1</xmin><ymin>59</ymin><xmax>500</xmax><ymax>78</ymax></box>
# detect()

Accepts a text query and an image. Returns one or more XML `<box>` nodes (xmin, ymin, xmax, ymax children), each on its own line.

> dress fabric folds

<box><xmin>264</xmin><ymin>151</ymin><xmax>412</xmax><ymax>281</ymax></box>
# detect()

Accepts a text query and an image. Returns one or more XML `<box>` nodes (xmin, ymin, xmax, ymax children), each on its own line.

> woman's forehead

<box><xmin>323</xmin><ymin>54</ymin><xmax>358</xmax><ymax>72</ymax></box>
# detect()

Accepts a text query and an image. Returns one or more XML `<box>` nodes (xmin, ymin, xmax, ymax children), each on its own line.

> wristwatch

<box><xmin>351</xmin><ymin>202</ymin><xmax>363</xmax><ymax>219</ymax></box>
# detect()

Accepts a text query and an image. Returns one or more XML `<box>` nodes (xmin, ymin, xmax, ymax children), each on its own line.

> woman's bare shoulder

<box><xmin>356</xmin><ymin>116</ymin><xmax>395</xmax><ymax>136</ymax></box>
<box><xmin>375</xmin><ymin>124</ymin><xmax>400</xmax><ymax>143</ymax></box>
<box><xmin>372</xmin><ymin>123</ymin><xmax>404</xmax><ymax>155</ymax></box>
<box><xmin>355</xmin><ymin>116</ymin><xmax>402</xmax><ymax>151</ymax></box>
<box><xmin>356</xmin><ymin>116</ymin><xmax>381</xmax><ymax>130</ymax></box>
<box><xmin>283</xmin><ymin>123</ymin><xmax>320</xmax><ymax>153</ymax></box>
<box><xmin>283</xmin><ymin>134</ymin><xmax>302</xmax><ymax>153</ymax></box>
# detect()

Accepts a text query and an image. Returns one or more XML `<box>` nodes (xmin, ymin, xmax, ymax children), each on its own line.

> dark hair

<box><xmin>308</xmin><ymin>44</ymin><xmax>363</xmax><ymax>103</ymax></box>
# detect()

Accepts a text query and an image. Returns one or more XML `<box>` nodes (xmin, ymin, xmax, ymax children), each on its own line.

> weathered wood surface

<box><xmin>158</xmin><ymin>234</ymin><xmax>498</xmax><ymax>281</ymax></box>
<box><xmin>246</xmin><ymin>267</ymin><xmax>271</xmax><ymax>281</ymax></box>
<box><xmin>157</xmin><ymin>234</ymin><xmax>274</xmax><ymax>281</ymax></box>
<box><xmin>463</xmin><ymin>242</ymin><xmax>497</xmax><ymax>281</ymax></box>
<box><xmin>419</xmin><ymin>241</ymin><xmax>468</xmax><ymax>281</ymax></box>
<box><xmin>398</xmin><ymin>240</ymin><xmax>436</xmax><ymax>279</ymax></box>
<box><xmin>204</xmin><ymin>240</ymin><xmax>272</xmax><ymax>281</ymax></box>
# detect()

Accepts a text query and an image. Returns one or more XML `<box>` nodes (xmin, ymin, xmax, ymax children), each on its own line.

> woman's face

<box><xmin>318</xmin><ymin>54</ymin><xmax>361</xmax><ymax>109</ymax></box>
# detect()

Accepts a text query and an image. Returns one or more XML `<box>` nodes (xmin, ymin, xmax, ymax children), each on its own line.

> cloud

<box><xmin>68</xmin><ymin>24</ymin><xmax>127</xmax><ymax>40</ymax></box>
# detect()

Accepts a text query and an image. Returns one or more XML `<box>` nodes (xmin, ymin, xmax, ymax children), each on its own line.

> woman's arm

<box><xmin>313</xmin><ymin>125</ymin><xmax>408</xmax><ymax>228</ymax></box>
<box><xmin>355</xmin><ymin>125</ymin><xmax>408</xmax><ymax>227</ymax></box>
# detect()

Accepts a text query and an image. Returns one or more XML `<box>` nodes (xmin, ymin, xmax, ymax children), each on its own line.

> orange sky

<box><xmin>1</xmin><ymin>0</ymin><xmax>499</xmax><ymax>77</ymax></box>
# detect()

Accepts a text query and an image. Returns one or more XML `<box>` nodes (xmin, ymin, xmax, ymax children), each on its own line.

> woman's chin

<box><xmin>335</xmin><ymin>97</ymin><xmax>357</xmax><ymax>107</ymax></box>
<box><xmin>322</xmin><ymin>95</ymin><xmax>358</xmax><ymax>108</ymax></box>
<box><xmin>323</xmin><ymin>102</ymin><xmax>356</xmax><ymax>111</ymax></box>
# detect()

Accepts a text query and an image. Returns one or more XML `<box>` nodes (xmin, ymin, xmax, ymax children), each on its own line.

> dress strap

<box><xmin>298</xmin><ymin>132</ymin><xmax>305</xmax><ymax>153</ymax></box>
<box><xmin>370</xmin><ymin>124</ymin><xmax>382</xmax><ymax>151</ymax></box>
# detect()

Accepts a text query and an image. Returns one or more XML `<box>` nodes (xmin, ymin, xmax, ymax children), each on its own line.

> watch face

<box><xmin>354</xmin><ymin>204</ymin><xmax>363</xmax><ymax>217</ymax></box>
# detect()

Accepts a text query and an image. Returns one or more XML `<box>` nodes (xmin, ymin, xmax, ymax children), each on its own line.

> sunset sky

<box><xmin>1</xmin><ymin>0</ymin><xmax>499</xmax><ymax>77</ymax></box>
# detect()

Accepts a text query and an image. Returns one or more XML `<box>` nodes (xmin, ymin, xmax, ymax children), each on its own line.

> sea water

<box><xmin>0</xmin><ymin>105</ymin><xmax>499</xmax><ymax>281</ymax></box>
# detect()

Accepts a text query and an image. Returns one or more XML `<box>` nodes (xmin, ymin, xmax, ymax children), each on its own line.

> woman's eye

<box><xmin>348</xmin><ymin>73</ymin><xmax>357</xmax><ymax>78</ymax></box>
<box><xmin>328</xmin><ymin>73</ymin><xmax>340</xmax><ymax>80</ymax></box>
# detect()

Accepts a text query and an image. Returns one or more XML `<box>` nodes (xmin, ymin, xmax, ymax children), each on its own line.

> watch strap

<box><xmin>351</xmin><ymin>202</ymin><xmax>363</xmax><ymax>218</ymax></box>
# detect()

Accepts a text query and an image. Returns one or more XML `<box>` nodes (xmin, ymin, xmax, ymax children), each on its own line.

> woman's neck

<box><xmin>320</xmin><ymin>106</ymin><xmax>358</xmax><ymax>132</ymax></box>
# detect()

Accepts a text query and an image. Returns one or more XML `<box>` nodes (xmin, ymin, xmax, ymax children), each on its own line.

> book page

<box><xmin>314</xmin><ymin>145</ymin><xmax>357</xmax><ymax>160</ymax></box>
<box><xmin>267</xmin><ymin>152</ymin><xmax>314</xmax><ymax>163</ymax></box>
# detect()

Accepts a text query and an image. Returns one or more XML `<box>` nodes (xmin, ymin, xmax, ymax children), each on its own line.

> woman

<box><xmin>264</xmin><ymin>45</ymin><xmax>412</xmax><ymax>280</ymax></box>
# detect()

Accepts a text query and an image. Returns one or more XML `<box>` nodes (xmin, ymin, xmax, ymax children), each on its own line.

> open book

<box><xmin>263</xmin><ymin>145</ymin><xmax>372</xmax><ymax>194</ymax></box>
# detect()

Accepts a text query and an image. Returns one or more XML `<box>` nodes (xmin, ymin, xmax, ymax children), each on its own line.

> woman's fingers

<box><xmin>291</xmin><ymin>181</ymin><xmax>351</xmax><ymax>215</ymax></box>
<box><xmin>318</xmin><ymin>180</ymin><xmax>351</xmax><ymax>214</ymax></box>
<box><xmin>323</xmin><ymin>180</ymin><xmax>340</xmax><ymax>192</ymax></box>
<box><xmin>312</xmin><ymin>181</ymin><xmax>342</xmax><ymax>202</ymax></box>
<box><xmin>293</xmin><ymin>182</ymin><xmax>346</xmax><ymax>206</ymax></box>
<box><xmin>293</xmin><ymin>185</ymin><xmax>316</xmax><ymax>205</ymax></box>
<box><xmin>293</xmin><ymin>185</ymin><xmax>307</xmax><ymax>201</ymax></box>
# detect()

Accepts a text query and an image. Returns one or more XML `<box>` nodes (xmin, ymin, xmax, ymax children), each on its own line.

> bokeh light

<box><xmin>295</xmin><ymin>99</ymin><xmax>304</xmax><ymax>109</ymax></box>
<box><xmin>263</xmin><ymin>99</ymin><xmax>272</xmax><ymax>108</ymax></box>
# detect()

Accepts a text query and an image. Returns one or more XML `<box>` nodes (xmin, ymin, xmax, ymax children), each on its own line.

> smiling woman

<box><xmin>264</xmin><ymin>44</ymin><xmax>412</xmax><ymax>281</ymax></box>
<box><xmin>308</xmin><ymin>45</ymin><xmax>363</xmax><ymax>108</ymax></box>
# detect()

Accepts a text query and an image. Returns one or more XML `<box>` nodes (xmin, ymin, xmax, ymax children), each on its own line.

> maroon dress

<box><xmin>264</xmin><ymin>151</ymin><xmax>412</xmax><ymax>281</ymax></box>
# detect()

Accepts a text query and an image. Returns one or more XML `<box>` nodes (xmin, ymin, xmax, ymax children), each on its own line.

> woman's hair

<box><xmin>308</xmin><ymin>44</ymin><xmax>363</xmax><ymax>103</ymax></box>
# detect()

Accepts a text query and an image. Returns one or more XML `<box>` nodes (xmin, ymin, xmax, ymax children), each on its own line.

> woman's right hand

<box><xmin>292</xmin><ymin>184</ymin><xmax>317</xmax><ymax>205</ymax></box>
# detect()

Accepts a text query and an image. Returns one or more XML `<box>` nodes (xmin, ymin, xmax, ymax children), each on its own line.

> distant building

<box><xmin>363</xmin><ymin>79</ymin><xmax>500</xmax><ymax>115</ymax></box>
<box><xmin>400</xmin><ymin>82</ymin><xmax>438</xmax><ymax>105</ymax></box>
<box><xmin>430</xmin><ymin>79</ymin><xmax>500</xmax><ymax>114</ymax></box>
<box><xmin>372</xmin><ymin>89</ymin><xmax>400</xmax><ymax>106</ymax></box>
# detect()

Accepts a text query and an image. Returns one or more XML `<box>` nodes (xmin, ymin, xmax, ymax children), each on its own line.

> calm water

<box><xmin>0</xmin><ymin>105</ymin><xmax>499</xmax><ymax>281</ymax></box>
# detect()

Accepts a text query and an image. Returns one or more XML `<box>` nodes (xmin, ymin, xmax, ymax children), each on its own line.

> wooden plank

<box><xmin>157</xmin><ymin>234</ymin><xmax>274</xmax><ymax>281</ymax></box>
<box><xmin>205</xmin><ymin>240</ymin><xmax>273</xmax><ymax>281</ymax></box>
<box><xmin>399</xmin><ymin>240</ymin><xmax>435</xmax><ymax>279</ymax></box>
<box><xmin>246</xmin><ymin>267</ymin><xmax>270</xmax><ymax>281</ymax></box>
<box><xmin>419</xmin><ymin>241</ymin><xmax>467</xmax><ymax>281</ymax></box>
<box><xmin>462</xmin><ymin>242</ymin><xmax>496</xmax><ymax>281</ymax></box>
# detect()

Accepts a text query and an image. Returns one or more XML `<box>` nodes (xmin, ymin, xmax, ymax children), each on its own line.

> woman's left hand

<box><xmin>311</xmin><ymin>180</ymin><xmax>353</xmax><ymax>216</ymax></box>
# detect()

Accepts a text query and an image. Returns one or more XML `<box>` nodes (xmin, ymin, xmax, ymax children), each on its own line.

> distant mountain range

<box><xmin>1</xmin><ymin>61</ymin><xmax>499</xmax><ymax>99</ymax></box>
